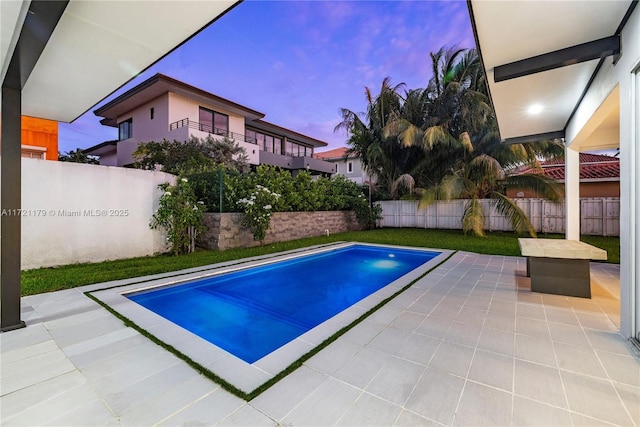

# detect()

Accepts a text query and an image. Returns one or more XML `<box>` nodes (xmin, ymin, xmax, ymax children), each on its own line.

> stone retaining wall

<box><xmin>199</xmin><ymin>211</ymin><xmax>363</xmax><ymax>250</ymax></box>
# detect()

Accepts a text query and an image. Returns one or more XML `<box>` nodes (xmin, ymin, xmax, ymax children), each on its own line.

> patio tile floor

<box><xmin>2</xmin><ymin>251</ymin><xmax>638</xmax><ymax>426</ymax></box>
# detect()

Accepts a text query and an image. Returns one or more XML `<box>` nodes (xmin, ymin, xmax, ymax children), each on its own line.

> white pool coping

<box><xmin>90</xmin><ymin>243</ymin><xmax>453</xmax><ymax>394</ymax></box>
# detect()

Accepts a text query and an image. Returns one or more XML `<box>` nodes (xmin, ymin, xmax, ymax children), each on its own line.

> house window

<box><xmin>21</xmin><ymin>147</ymin><xmax>46</xmax><ymax>159</ymax></box>
<box><xmin>347</xmin><ymin>161</ymin><xmax>353</xmax><ymax>173</ymax></box>
<box><xmin>118</xmin><ymin>118</ymin><xmax>132</xmax><ymax>140</ymax></box>
<box><xmin>265</xmin><ymin>135</ymin><xmax>274</xmax><ymax>153</ymax></box>
<box><xmin>199</xmin><ymin>107</ymin><xmax>228</xmax><ymax>135</ymax></box>
<box><xmin>247</xmin><ymin>128</ymin><xmax>285</xmax><ymax>154</ymax></box>
<box><xmin>150</xmin><ymin>107</ymin><xmax>154</xmax><ymax>120</ymax></box>
<box><xmin>256</xmin><ymin>133</ymin><xmax>265</xmax><ymax>150</ymax></box>
<box><xmin>286</xmin><ymin>140</ymin><xmax>295</xmax><ymax>155</ymax></box>
<box><xmin>245</xmin><ymin>129</ymin><xmax>256</xmax><ymax>143</ymax></box>
<box><xmin>335</xmin><ymin>164</ymin><xmax>339</xmax><ymax>174</ymax></box>
<box><xmin>282</xmin><ymin>139</ymin><xmax>310</xmax><ymax>157</ymax></box>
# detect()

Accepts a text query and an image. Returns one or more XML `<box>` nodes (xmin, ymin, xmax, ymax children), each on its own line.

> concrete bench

<box><xmin>518</xmin><ymin>238</ymin><xmax>607</xmax><ymax>298</ymax></box>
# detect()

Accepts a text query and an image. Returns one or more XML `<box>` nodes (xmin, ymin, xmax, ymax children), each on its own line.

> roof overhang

<box><xmin>249</xmin><ymin>119</ymin><xmax>329</xmax><ymax>148</ymax></box>
<box><xmin>468</xmin><ymin>0</ymin><xmax>635</xmax><ymax>148</ymax></box>
<box><xmin>94</xmin><ymin>73</ymin><xmax>265</xmax><ymax>125</ymax></box>
<box><xmin>83</xmin><ymin>140</ymin><xmax>117</xmax><ymax>156</ymax></box>
<box><xmin>2</xmin><ymin>0</ymin><xmax>239</xmax><ymax>122</ymax></box>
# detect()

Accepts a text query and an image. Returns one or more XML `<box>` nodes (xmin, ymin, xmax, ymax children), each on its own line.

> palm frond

<box><xmin>382</xmin><ymin>117</ymin><xmax>409</xmax><ymax>139</ymax></box>
<box><xmin>423</xmin><ymin>125</ymin><xmax>458</xmax><ymax>150</ymax></box>
<box><xmin>399</xmin><ymin>123</ymin><xmax>424</xmax><ymax>148</ymax></box>
<box><xmin>459</xmin><ymin>132</ymin><xmax>473</xmax><ymax>152</ymax></box>
<box><xmin>365</xmin><ymin>86</ymin><xmax>374</xmax><ymax>106</ymax></box>
<box><xmin>391</xmin><ymin>173</ymin><xmax>416</xmax><ymax>198</ymax></box>
<box><xmin>440</xmin><ymin>175</ymin><xmax>473</xmax><ymax>200</ymax></box>
<box><xmin>468</xmin><ymin>154</ymin><xmax>504</xmax><ymax>181</ymax></box>
<box><xmin>417</xmin><ymin>186</ymin><xmax>440</xmax><ymax>209</ymax></box>
<box><xmin>502</xmin><ymin>173</ymin><xmax>564</xmax><ymax>201</ymax></box>
<box><xmin>492</xmin><ymin>192</ymin><xmax>537</xmax><ymax>237</ymax></box>
<box><xmin>462</xmin><ymin>197</ymin><xmax>485</xmax><ymax>236</ymax></box>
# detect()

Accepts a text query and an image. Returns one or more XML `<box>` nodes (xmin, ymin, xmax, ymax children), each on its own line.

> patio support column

<box><xmin>1</xmin><ymin>0</ymin><xmax>68</xmax><ymax>332</ymax></box>
<box><xmin>0</xmin><ymin>86</ymin><xmax>25</xmax><ymax>331</ymax></box>
<box><xmin>564</xmin><ymin>146</ymin><xmax>580</xmax><ymax>240</ymax></box>
<box><xmin>620</xmin><ymin>66</ymin><xmax>639</xmax><ymax>340</ymax></box>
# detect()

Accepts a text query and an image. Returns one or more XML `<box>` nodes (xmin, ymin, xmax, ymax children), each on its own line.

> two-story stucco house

<box><xmin>85</xmin><ymin>73</ymin><xmax>335</xmax><ymax>175</ymax></box>
<box><xmin>314</xmin><ymin>147</ymin><xmax>375</xmax><ymax>185</ymax></box>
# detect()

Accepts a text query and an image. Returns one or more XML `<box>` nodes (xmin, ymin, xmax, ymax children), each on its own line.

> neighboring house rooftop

<box><xmin>90</xmin><ymin>72</ymin><xmax>328</xmax><ymax>150</ymax></box>
<box><xmin>82</xmin><ymin>140</ymin><xmax>117</xmax><ymax>157</ymax></box>
<box><xmin>540</xmin><ymin>153</ymin><xmax>619</xmax><ymax>166</ymax></box>
<box><xmin>94</xmin><ymin>73</ymin><xmax>265</xmax><ymax>127</ymax></box>
<box><xmin>516</xmin><ymin>153</ymin><xmax>619</xmax><ymax>181</ymax></box>
<box><xmin>314</xmin><ymin>147</ymin><xmax>354</xmax><ymax>160</ymax></box>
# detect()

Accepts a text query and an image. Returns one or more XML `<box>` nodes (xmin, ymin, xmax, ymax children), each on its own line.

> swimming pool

<box><xmin>92</xmin><ymin>243</ymin><xmax>451</xmax><ymax>392</ymax></box>
<box><xmin>126</xmin><ymin>244</ymin><xmax>440</xmax><ymax>363</ymax></box>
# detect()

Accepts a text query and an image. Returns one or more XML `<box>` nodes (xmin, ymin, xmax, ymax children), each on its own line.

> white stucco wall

<box><xmin>165</xmin><ymin>92</ymin><xmax>259</xmax><ymax>164</ymax></box>
<box><xmin>566</xmin><ymin>6</ymin><xmax>640</xmax><ymax>339</ymax></box>
<box><xmin>116</xmin><ymin>93</ymin><xmax>169</xmax><ymax>143</ymax></box>
<box><xmin>116</xmin><ymin>138</ymin><xmax>140</xmax><ymax>166</ymax></box>
<box><xmin>327</xmin><ymin>156</ymin><xmax>370</xmax><ymax>184</ymax></box>
<box><xmin>167</xmin><ymin>92</ymin><xmax>198</xmax><ymax>125</ymax></box>
<box><xmin>167</xmin><ymin>92</ymin><xmax>246</xmax><ymax>136</ymax></box>
<box><xmin>99</xmin><ymin>151</ymin><xmax>118</xmax><ymax>167</ymax></box>
<box><xmin>21</xmin><ymin>159</ymin><xmax>176</xmax><ymax>269</ymax></box>
<box><xmin>113</xmin><ymin>93</ymin><xmax>170</xmax><ymax>165</ymax></box>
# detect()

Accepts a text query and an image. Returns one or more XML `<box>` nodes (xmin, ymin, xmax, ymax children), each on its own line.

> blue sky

<box><xmin>58</xmin><ymin>0</ymin><xmax>475</xmax><ymax>154</ymax></box>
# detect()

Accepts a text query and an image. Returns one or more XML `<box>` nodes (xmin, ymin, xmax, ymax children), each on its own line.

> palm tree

<box><xmin>383</xmin><ymin>47</ymin><xmax>490</xmax><ymax>186</ymax></box>
<box><xmin>420</xmin><ymin>153</ymin><xmax>563</xmax><ymax>237</ymax></box>
<box><xmin>337</xmin><ymin>46</ymin><xmax>565</xmax><ymax>236</ymax></box>
<box><xmin>335</xmin><ymin>77</ymin><xmax>416</xmax><ymax>198</ymax></box>
<box><xmin>379</xmin><ymin>46</ymin><xmax>565</xmax><ymax>235</ymax></box>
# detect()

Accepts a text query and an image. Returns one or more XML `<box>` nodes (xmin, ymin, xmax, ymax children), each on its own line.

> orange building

<box><xmin>21</xmin><ymin>116</ymin><xmax>58</xmax><ymax>160</ymax></box>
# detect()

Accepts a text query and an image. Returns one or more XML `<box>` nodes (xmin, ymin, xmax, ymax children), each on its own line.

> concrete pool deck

<box><xmin>89</xmin><ymin>243</ymin><xmax>453</xmax><ymax>394</ymax></box>
<box><xmin>1</xmin><ymin>251</ymin><xmax>638</xmax><ymax>426</ymax></box>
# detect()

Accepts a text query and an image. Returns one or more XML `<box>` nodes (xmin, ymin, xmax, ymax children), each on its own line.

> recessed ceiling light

<box><xmin>527</xmin><ymin>104</ymin><xmax>543</xmax><ymax>115</ymax></box>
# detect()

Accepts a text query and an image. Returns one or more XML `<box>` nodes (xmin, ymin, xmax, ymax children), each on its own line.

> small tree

<box><xmin>150</xmin><ymin>178</ymin><xmax>206</xmax><ymax>255</ymax></box>
<box><xmin>58</xmin><ymin>148</ymin><xmax>99</xmax><ymax>164</ymax></box>
<box><xmin>133</xmin><ymin>135</ymin><xmax>249</xmax><ymax>175</ymax></box>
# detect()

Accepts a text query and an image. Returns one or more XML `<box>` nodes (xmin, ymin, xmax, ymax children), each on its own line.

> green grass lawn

<box><xmin>21</xmin><ymin>228</ymin><xmax>619</xmax><ymax>296</ymax></box>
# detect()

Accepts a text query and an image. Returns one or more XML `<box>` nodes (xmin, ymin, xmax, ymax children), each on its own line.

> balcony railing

<box><xmin>169</xmin><ymin>118</ymin><xmax>319</xmax><ymax>162</ymax></box>
<box><xmin>169</xmin><ymin>118</ymin><xmax>257</xmax><ymax>144</ymax></box>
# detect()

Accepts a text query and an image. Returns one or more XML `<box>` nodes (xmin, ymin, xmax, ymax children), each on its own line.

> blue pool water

<box><xmin>128</xmin><ymin>245</ymin><xmax>439</xmax><ymax>363</ymax></box>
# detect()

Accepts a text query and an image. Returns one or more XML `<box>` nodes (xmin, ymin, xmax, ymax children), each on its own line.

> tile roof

<box><xmin>516</xmin><ymin>154</ymin><xmax>619</xmax><ymax>181</ymax></box>
<box><xmin>314</xmin><ymin>147</ymin><xmax>352</xmax><ymax>159</ymax></box>
<box><xmin>315</xmin><ymin>150</ymin><xmax>619</xmax><ymax>180</ymax></box>
<box><xmin>542</xmin><ymin>153</ymin><xmax>618</xmax><ymax>165</ymax></box>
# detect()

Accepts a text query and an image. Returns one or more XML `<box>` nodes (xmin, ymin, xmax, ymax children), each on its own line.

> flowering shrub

<box><xmin>190</xmin><ymin>165</ymin><xmax>381</xmax><ymax>229</ymax></box>
<box><xmin>350</xmin><ymin>192</ymin><xmax>383</xmax><ymax>228</ymax></box>
<box><xmin>236</xmin><ymin>184</ymin><xmax>281</xmax><ymax>242</ymax></box>
<box><xmin>150</xmin><ymin>178</ymin><xmax>206</xmax><ymax>255</ymax></box>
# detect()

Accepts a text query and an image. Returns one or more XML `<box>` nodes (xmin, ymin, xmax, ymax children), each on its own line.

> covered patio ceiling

<box><xmin>0</xmin><ymin>0</ymin><xmax>239</xmax><ymax>331</ymax></box>
<box><xmin>1</xmin><ymin>0</ymin><xmax>238</xmax><ymax>122</ymax></box>
<box><xmin>468</xmin><ymin>0</ymin><xmax>634</xmax><ymax>151</ymax></box>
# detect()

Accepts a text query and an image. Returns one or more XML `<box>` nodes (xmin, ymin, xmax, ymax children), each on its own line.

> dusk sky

<box><xmin>58</xmin><ymin>0</ymin><xmax>476</xmax><ymax>154</ymax></box>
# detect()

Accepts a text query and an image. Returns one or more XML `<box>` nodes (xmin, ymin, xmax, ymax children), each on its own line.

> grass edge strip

<box><xmin>84</xmin><ymin>249</ymin><xmax>458</xmax><ymax>401</ymax></box>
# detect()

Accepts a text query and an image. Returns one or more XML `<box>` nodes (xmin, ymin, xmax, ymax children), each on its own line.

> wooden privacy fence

<box><xmin>376</xmin><ymin>198</ymin><xmax>620</xmax><ymax>236</ymax></box>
